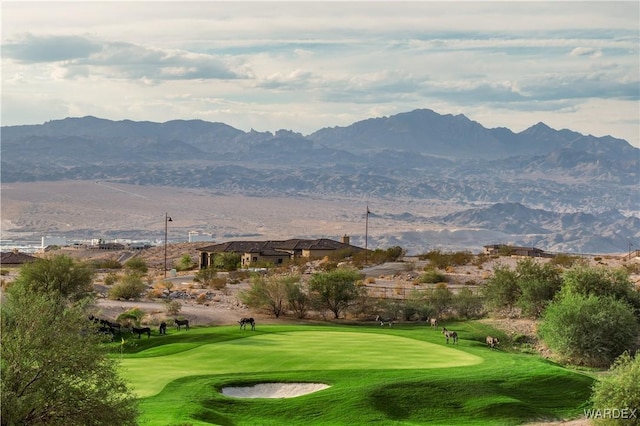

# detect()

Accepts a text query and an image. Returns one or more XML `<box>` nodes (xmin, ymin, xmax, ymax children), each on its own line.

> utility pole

<box><xmin>164</xmin><ymin>212</ymin><xmax>172</xmax><ymax>278</ymax></box>
<box><xmin>365</xmin><ymin>206</ymin><xmax>370</xmax><ymax>265</ymax></box>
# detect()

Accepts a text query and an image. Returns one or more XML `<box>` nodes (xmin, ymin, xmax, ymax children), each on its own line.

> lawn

<box><xmin>114</xmin><ymin>322</ymin><xmax>594</xmax><ymax>425</ymax></box>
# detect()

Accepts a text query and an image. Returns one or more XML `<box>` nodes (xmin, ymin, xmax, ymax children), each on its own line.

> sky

<box><xmin>2</xmin><ymin>1</ymin><xmax>639</xmax><ymax>147</ymax></box>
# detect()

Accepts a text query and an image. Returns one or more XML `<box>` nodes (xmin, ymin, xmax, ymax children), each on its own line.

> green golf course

<box><xmin>116</xmin><ymin>323</ymin><xmax>594</xmax><ymax>425</ymax></box>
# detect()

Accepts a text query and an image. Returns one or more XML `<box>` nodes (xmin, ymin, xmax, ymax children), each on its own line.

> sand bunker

<box><xmin>221</xmin><ymin>383</ymin><xmax>330</xmax><ymax>399</ymax></box>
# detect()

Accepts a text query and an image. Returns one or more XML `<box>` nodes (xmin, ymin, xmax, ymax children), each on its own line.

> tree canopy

<box><xmin>1</xmin><ymin>255</ymin><xmax>138</xmax><ymax>425</ymax></box>
<box><xmin>308</xmin><ymin>269</ymin><xmax>365</xmax><ymax>319</ymax></box>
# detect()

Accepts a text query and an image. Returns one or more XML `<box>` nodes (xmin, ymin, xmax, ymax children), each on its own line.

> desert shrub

<box><xmin>417</xmin><ymin>250</ymin><xmax>472</xmax><ymax>269</ymax></box>
<box><xmin>450</xmin><ymin>251</ymin><xmax>473</xmax><ymax>266</ymax></box>
<box><xmin>91</xmin><ymin>259</ymin><xmax>122</xmax><ymax>269</ymax></box>
<box><xmin>194</xmin><ymin>267</ymin><xmax>217</xmax><ymax>287</ymax></box>
<box><xmin>175</xmin><ymin>254</ymin><xmax>196</xmax><ymax>272</ymax></box>
<box><xmin>498</xmin><ymin>245</ymin><xmax>515</xmax><ymax>256</ymax></box>
<box><xmin>374</xmin><ymin>298</ymin><xmax>403</xmax><ymax>321</ymax></box>
<box><xmin>482</xmin><ymin>264</ymin><xmax>520</xmax><ymax>314</ymax></box>
<box><xmin>103</xmin><ymin>272</ymin><xmax>118</xmax><ymax>286</ymax></box>
<box><xmin>208</xmin><ymin>277</ymin><xmax>227</xmax><ymax>290</ymax></box>
<box><xmin>211</xmin><ymin>252</ymin><xmax>241</xmax><ymax>271</ymax></box>
<box><xmin>352</xmin><ymin>246</ymin><xmax>405</xmax><ymax>266</ymax></box>
<box><xmin>561</xmin><ymin>265</ymin><xmax>640</xmax><ymax>314</ymax></box>
<box><xmin>417</xmin><ymin>270</ymin><xmax>447</xmax><ymax>284</ymax></box>
<box><xmin>164</xmin><ymin>299</ymin><xmax>182</xmax><ymax>315</ymax></box>
<box><xmin>453</xmin><ymin>287</ymin><xmax>484</xmax><ymax>319</ymax></box>
<box><xmin>624</xmin><ymin>262</ymin><xmax>640</xmax><ymax>274</ymax></box>
<box><xmin>512</xmin><ymin>334</ymin><xmax>532</xmax><ymax>345</ymax></box>
<box><xmin>286</xmin><ymin>281</ymin><xmax>310</xmax><ymax>319</ymax></box>
<box><xmin>196</xmin><ymin>293</ymin><xmax>207</xmax><ymax>305</ymax></box>
<box><xmin>0</xmin><ymin>269</ymin><xmax>10</xmax><ymax>276</ymax></box>
<box><xmin>317</xmin><ymin>260</ymin><xmax>339</xmax><ymax>272</ymax></box>
<box><xmin>483</xmin><ymin>259</ymin><xmax>562</xmax><ymax>318</ymax></box>
<box><xmin>108</xmin><ymin>273</ymin><xmax>146</xmax><ymax>300</ymax></box>
<box><xmin>228</xmin><ymin>270</ymin><xmax>250</xmax><ymax>281</ymax></box>
<box><xmin>515</xmin><ymin>259</ymin><xmax>562</xmax><ymax>317</ymax></box>
<box><xmin>328</xmin><ymin>248</ymin><xmax>360</xmax><ymax>262</ymax></box>
<box><xmin>538</xmin><ymin>293</ymin><xmax>639</xmax><ymax>367</ymax></box>
<box><xmin>472</xmin><ymin>254</ymin><xmax>490</xmax><ymax>267</ymax></box>
<box><xmin>124</xmin><ymin>257</ymin><xmax>148</xmax><ymax>274</ymax></box>
<box><xmin>364</xmin><ymin>277</ymin><xmax>376</xmax><ymax>284</ymax></box>
<box><xmin>549</xmin><ymin>253</ymin><xmax>581</xmax><ymax>268</ymax></box>
<box><xmin>405</xmin><ymin>289</ymin><xmax>434</xmax><ymax>320</ymax></box>
<box><xmin>590</xmin><ymin>351</ymin><xmax>640</xmax><ymax>425</ymax></box>
<box><xmin>425</xmin><ymin>283</ymin><xmax>453</xmax><ymax>319</ymax></box>
<box><xmin>161</xmin><ymin>280</ymin><xmax>174</xmax><ymax>294</ymax></box>
<box><xmin>116</xmin><ymin>307</ymin><xmax>145</xmax><ymax>327</ymax></box>
<box><xmin>241</xmin><ymin>274</ymin><xmax>300</xmax><ymax>318</ymax></box>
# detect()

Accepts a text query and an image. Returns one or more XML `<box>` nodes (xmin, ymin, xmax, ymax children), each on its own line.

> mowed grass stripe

<box><xmin>121</xmin><ymin>331</ymin><xmax>482</xmax><ymax>397</ymax></box>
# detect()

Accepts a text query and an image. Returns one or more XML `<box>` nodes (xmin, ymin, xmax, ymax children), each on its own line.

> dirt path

<box><xmin>94</xmin><ymin>296</ymin><xmax>254</xmax><ymax>327</ymax></box>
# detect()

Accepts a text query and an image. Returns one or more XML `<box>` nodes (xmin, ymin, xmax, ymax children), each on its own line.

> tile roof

<box><xmin>197</xmin><ymin>238</ymin><xmax>361</xmax><ymax>254</ymax></box>
<box><xmin>0</xmin><ymin>251</ymin><xmax>38</xmax><ymax>265</ymax></box>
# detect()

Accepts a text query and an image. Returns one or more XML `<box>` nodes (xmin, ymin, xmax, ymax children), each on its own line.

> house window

<box><xmin>277</xmin><ymin>258</ymin><xmax>283</xmax><ymax>264</ymax></box>
<box><xmin>252</xmin><ymin>257</ymin><xmax>258</xmax><ymax>262</ymax></box>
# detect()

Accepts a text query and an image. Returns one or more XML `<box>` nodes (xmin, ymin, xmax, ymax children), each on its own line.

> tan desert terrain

<box><xmin>0</xmin><ymin>180</ymin><xmax>476</xmax><ymax>253</ymax></box>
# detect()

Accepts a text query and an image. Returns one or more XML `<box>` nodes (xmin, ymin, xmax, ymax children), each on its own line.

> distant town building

<box><xmin>42</xmin><ymin>236</ymin><xmax>67</xmax><ymax>248</ymax></box>
<box><xmin>188</xmin><ymin>232</ymin><xmax>215</xmax><ymax>243</ymax></box>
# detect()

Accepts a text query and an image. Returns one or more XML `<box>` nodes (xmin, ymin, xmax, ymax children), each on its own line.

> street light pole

<box><xmin>164</xmin><ymin>212</ymin><xmax>172</xmax><ymax>278</ymax></box>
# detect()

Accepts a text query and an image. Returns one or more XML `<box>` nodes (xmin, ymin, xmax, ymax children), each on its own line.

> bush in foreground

<box><xmin>590</xmin><ymin>351</ymin><xmax>640</xmax><ymax>426</ymax></box>
<box><xmin>538</xmin><ymin>293</ymin><xmax>639</xmax><ymax>367</ymax></box>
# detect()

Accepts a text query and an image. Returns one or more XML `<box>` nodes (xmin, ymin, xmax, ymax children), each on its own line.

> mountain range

<box><xmin>2</xmin><ymin>108</ymin><xmax>638</xmax><ymax>254</ymax></box>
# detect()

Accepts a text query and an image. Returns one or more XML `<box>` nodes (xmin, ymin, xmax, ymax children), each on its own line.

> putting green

<box><xmin>121</xmin><ymin>331</ymin><xmax>482</xmax><ymax>397</ymax></box>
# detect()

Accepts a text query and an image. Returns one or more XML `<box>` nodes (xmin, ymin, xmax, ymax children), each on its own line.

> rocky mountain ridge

<box><xmin>2</xmin><ymin>109</ymin><xmax>638</xmax><ymax>254</ymax></box>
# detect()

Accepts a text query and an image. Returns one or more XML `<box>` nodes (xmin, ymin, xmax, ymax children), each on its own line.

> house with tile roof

<box><xmin>197</xmin><ymin>235</ymin><xmax>362</xmax><ymax>269</ymax></box>
<box><xmin>483</xmin><ymin>244</ymin><xmax>549</xmax><ymax>257</ymax></box>
<box><xmin>0</xmin><ymin>250</ymin><xmax>38</xmax><ymax>266</ymax></box>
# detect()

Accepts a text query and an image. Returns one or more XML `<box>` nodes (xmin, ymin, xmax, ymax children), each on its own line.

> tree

<box><xmin>590</xmin><ymin>351</ymin><xmax>640</xmax><ymax>426</ymax></box>
<box><xmin>286</xmin><ymin>280</ymin><xmax>310</xmax><ymax>319</ymax></box>
<box><xmin>482</xmin><ymin>264</ymin><xmax>520</xmax><ymax>314</ymax></box>
<box><xmin>1</xmin><ymin>257</ymin><xmax>138</xmax><ymax>425</ymax></box>
<box><xmin>212</xmin><ymin>252</ymin><xmax>241</xmax><ymax>271</ymax></box>
<box><xmin>240</xmin><ymin>274</ymin><xmax>299</xmax><ymax>318</ymax></box>
<box><xmin>405</xmin><ymin>289</ymin><xmax>434</xmax><ymax>321</ymax></box>
<box><xmin>538</xmin><ymin>293</ymin><xmax>639</xmax><ymax>367</ymax></box>
<box><xmin>454</xmin><ymin>287</ymin><xmax>484</xmax><ymax>319</ymax></box>
<box><xmin>561</xmin><ymin>265</ymin><xmax>640</xmax><ymax>314</ymax></box>
<box><xmin>12</xmin><ymin>254</ymin><xmax>94</xmax><ymax>301</ymax></box>
<box><xmin>308</xmin><ymin>269</ymin><xmax>364</xmax><ymax>319</ymax></box>
<box><xmin>426</xmin><ymin>283</ymin><xmax>453</xmax><ymax>319</ymax></box>
<box><xmin>515</xmin><ymin>259</ymin><xmax>562</xmax><ymax>317</ymax></box>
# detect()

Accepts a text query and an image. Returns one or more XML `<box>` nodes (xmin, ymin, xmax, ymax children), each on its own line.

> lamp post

<box><xmin>164</xmin><ymin>212</ymin><xmax>172</xmax><ymax>278</ymax></box>
<box><xmin>629</xmin><ymin>242</ymin><xmax>634</xmax><ymax>260</ymax></box>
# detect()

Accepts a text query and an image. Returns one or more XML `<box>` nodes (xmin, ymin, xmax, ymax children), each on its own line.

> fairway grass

<box><xmin>116</xmin><ymin>323</ymin><xmax>594</xmax><ymax>425</ymax></box>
